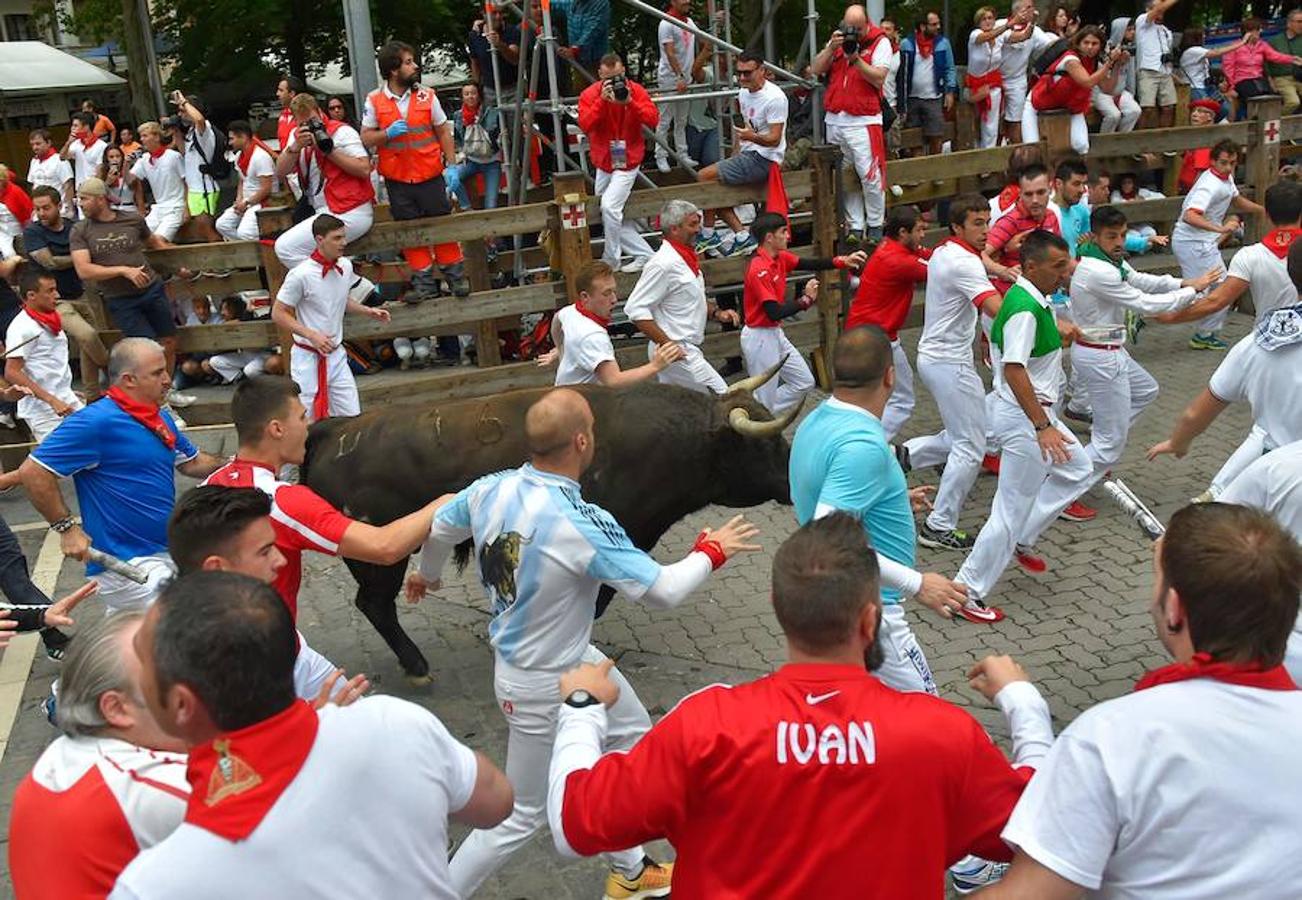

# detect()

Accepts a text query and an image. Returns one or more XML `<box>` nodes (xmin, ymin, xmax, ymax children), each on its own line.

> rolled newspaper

<box><xmin>85</xmin><ymin>549</ymin><xmax>150</xmax><ymax>584</ymax></box>
<box><xmin>1103</xmin><ymin>479</ymin><xmax>1165</xmax><ymax>541</ymax></box>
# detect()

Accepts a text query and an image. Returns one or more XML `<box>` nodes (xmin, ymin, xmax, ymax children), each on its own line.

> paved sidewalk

<box><xmin>0</xmin><ymin>314</ymin><xmax>1257</xmax><ymax>898</ymax></box>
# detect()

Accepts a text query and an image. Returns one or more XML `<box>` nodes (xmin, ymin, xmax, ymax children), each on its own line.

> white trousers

<box><xmin>23</xmin><ymin>395</ymin><xmax>84</xmax><ymax>445</ymax></box>
<box><xmin>975</xmin><ymin>87</ymin><xmax>1003</xmax><ymax>149</ymax></box>
<box><xmin>1070</xmin><ymin>345</ymin><xmax>1158</xmax><ymax>494</ymax></box>
<box><xmin>96</xmin><ymin>554</ymin><xmax>176</xmax><ymax>615</ymax></box>
<box><xmin>215</xmin><ymin>203</ymin><xmax>264</xmax><ymax>241</ymax></box>
<box><xmin>1174</xmin><ymin>237</ymin><xmax>1229</xmax><ymax>333</ymax></box>
<box><xmin>1286</xmin><ymin>627</ymin><xmax>1302</xmax><ymax>687</ymax></box>
<box><xmin>208</xmin><ymin>349</ymin><xmax>269</xmax><ymax>383</ymax></box>
<box><xmin>740</xmin><ymin>326</ymin><xmax>814</xmax><ymax>414</ymax></box>
<box><xmin>881</xmin><ymin>339</ymin><xmax>915</xmax><ymax>442</ymax></box>
<box><xmin>955</xmin><ymin>398</ymin><xmax>1093</xmax><ymax>601</ymax></box>
<box><xmin>292</xmin><ymin>631</ymin><xmax>342</xmax><ymax>701</ymax></box>
<box><xmin>826</xmin><ymin>120</ymin><xmax>885</xmax><ymax>231</ymax></box>
<box><xmin>290</xmin><ymin>345</ymin><xmax>360</xmax><ymax>422</ymax></box>
<box><xmin>1021</xmin><ymin>104</ymin><xmax>1090</xmax><ymax>155</ymax></box>
<box><xmin>876</xmin><ymin>603</ymin><xmax>938</xmax><ymax>695</ymax></box>
<box><xmin>449</xmin><ymin>645</ymin><xmax>649</xmax><ymax>895</ymax></box>
<box><xmin>1093</xmin><ymin>90</ymin><xmax>1141</xmax><ymax>133</ymax></box>
<box><xmin>1211</xmin><ymin>424</ymin><xmax>1272</xmax><ymax>496</ymax></box>
<box><xmin>596</xmin><ymin>168</ymin><xmax>654</xmax><ymax>266</ymax></box>
<box><xmin>145</xmin><ymin>204</ymin><xmax>184</xmax><ymax>242</ymax></box>
<box><xmin>654</xmin><ymin>74</ymin><xmax>690</xmax><ymax>164</ymax></box>
<box><xmin>274</xmin><ymin>205</ymin><xmax>374</xmax><ymax>269</ymax></box>
<box><xmin>651</xmin><ymin>340</ymin><xmax>727</xmax><ymax>394</ymax></box>
<box><xmin>906</xmin><ymin>359</ymin><xmax>988</xmax><ymax>532</ymax></box>
<box><xmin>1002</xmin><ymin>76</ymin><xmax>1029</xmax><ymax>123</ymax></box>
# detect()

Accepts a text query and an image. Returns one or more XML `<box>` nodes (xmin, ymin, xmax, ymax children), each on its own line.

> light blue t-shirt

<box><xmin>789</xmin><ymin>398</ymin><xmax>915</xmax><ymax>603</ymax></box>
<box><xmin>1058</xmin><ymin>200</ymin><xmax>1091</xmax><ymax>258</ymax></box>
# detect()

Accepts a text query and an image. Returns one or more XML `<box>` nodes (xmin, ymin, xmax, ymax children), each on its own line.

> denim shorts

<box><xmin>716</xmin><ymin>149</ymin><xmax>774</xmax><ymax>185</ymax></box>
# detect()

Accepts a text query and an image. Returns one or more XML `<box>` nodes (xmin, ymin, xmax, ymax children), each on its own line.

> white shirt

<box><xmin>182</xmin><ymin>124</ymin><xmax>218</xmax><ymax>193</ymax></box>
<box><xmin>911</xmin><ymin>49</ymin><xmax>939</xmax><ymax>100</ymax></box>
<box><xmin>112</xmin><ymin>698</ymin><xmax>477</xmax><ymax>900</ymax></box>
<box><xmin>883</xmin><ymin>48</ymin><xmax>901</xmax><ymax>106</ymax></box>
<box><xmin>1179</xmin><ymin>45</ymin><xmax>1210</xmax><ymax>89</ymax></box>
<box><xmin>553</xmin><ymin>303</ymin><xmax>615</xmax><ymax>385</ymax></box>
<box><xmin>1003</xmin><ymin>678</ymin><xmax>1302</xmax><ymax>898</ymax></box>
<box><xmin>996</xmin><ymin>277</ymin><xmax>1062</xmax><ymax>404</ymax></box>
<box><xmin>1221</xmin><ymin>440</ymin><xmax>1302</xmax><ymax>540</ymax></box>
<box><xmin>916</xmin><ymin>239</ymin><xmax>997</xmax><ymax>365</ymax></box>
<box><xmin>1226</xmin><ymin>241</ymin><xmax>1297</xmax><ymax>322</ymax></box>
<box><xmin>624</xmin><ymin>240</ymin><xmax>709</xmax><ymax>345</ymax></box>
<box><xmin>286</xmin><ymin>123</ymin><xmax>368</xmax><ymax>211</ymax></box>
<box><xmin>998</xmin><ymin>22</ymin><xmax>1045</xmax><ymax>80</ymax></box>
<box><xmin>738</xmin><ymin>79</ymin><xmax>788</xmax><ymax>162</ymax></box>
<box><xmin>27</xmin><ymin>154</ymin><xmax>74</xmax><ymax>216</ymax></box>
<box><xmin>67</xmin><ymin>138</ymin><xmax>106</xmax><ymax>187</ymax></box>
<box><xmin>130</xmin><ymin>150</ymin><xmax>187</xmax><ymax>211</ymax></box>
<box><xmin>1068</xmin><ymin>256</ymin><xmax>1194</xmax><ymax>330</ymax></box>
<box><xmin>827</xmin><ymin>38</ymin><xmax>895</xmax><ymax>127</ymax></box>
<box><xmin>361</xmin><ymin>84</ymin><xmax>450</xmax><ymax>129</ymax></box>
<box><xmin>277</xmin><ymin>255</ymin><xmax>355</xmax><ymax>345</ymax></box>
<box><xmin>5</xmin><ymin>311</ymin><xmax>78</xmax><ymax>422</ymax></box>
<box><xmin>0</xmin><ymin>203</ymin><xmax>18</xmax><ymax>238</ymax></box>
<box><xmin>1134</xmin><ymin>11</ymin><xmax>1173</xmax><ymax>73</ymax></box>
<box><xmin>967</xmin><ymin>28</ymin><xmax>1002</xmax><ymax>78</ymax></box>
<box><xmin>238</xmin><ymin>145</ymin><xmax>277</xmax><ymax>202</ymax></box>
<box><xmin>657</xmin><ymin>16</ymin><xmax>695</xmax><ymax>81</ymax></box>
<box><xmin>1208</xmin><ymin>334</ymin><xmax>1302</xmax><ymax>448</ymax></box>
<box><xmin>1173</xmin><ymin>170</ymin><xmax>1238</xmax><ymax>251</ymax></box>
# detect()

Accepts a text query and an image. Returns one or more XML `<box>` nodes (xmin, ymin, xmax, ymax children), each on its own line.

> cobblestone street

<box><xmin>0</xmin><ymin>314</ymin><xmax>1258</xmax><ymax>898</ymax></box>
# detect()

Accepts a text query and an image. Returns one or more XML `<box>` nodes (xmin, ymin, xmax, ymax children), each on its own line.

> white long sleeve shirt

<box><xmin>623</xmin><ymin>241</ymin><xmax>709</xmax><ymax>345</ymax></box>
<box><xmin>1068</xmin><ymin>256</ymin><xmax>1195</xmax><ymax>330</ymax></box>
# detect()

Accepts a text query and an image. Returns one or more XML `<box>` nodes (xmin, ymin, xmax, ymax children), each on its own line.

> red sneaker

<box><xmin>957</xmin><ymin>598</ymin><xmax>1005</xmax><ymax>624</ymax></box>
<box><xmin>982</xmin><ymin>454</ymin><xmax>1001</xmax><ymax>476</ymax></box>
<box><xmin>1059</xmin><ymin>500</ymin><xmax>1098</xmax><ymax>522</ymax></box>
<box><xmin>1015</xmin><ymin>547</ymin><xmax>1048</xmax><ymax>574</ymax></box>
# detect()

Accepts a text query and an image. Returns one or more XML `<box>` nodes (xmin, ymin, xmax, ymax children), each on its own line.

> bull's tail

<box><xmin>453</xmin><ymin>539</ymin><xmax>473</xmax><ymax>573</ymax></box>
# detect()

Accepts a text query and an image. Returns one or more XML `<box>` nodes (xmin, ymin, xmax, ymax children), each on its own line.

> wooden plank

<box><xmin>146</xmin><ymin>241</ymin><xmax>263</xmax><ymax>271</ymax></box>
<box><xmin>553</xmin><ymin>171</ymin><xmax>593</xmax><ymax>307</ymax></box>
<box><xmin>620</xmin><ymin>170</ymin><xmax>813</xmax><ymax>220</ymax></box>
<box><xmin>163</xmin><ymin>271</ymin><xmax>264</xmax><ymax>302</ymax></box>
<box><xmin>346</xmin><ymin>203</ymin><xmax>553</xmax><ymax>252</ymax></box>
<box><xmin>1088</xmin><ymin>122</ymin><xmax>1252</xmax><ymax>158</ymax></box>
<box><xmin>1246</xmin><ymin>97</ymin><xmax>1283</xmax><ymax>244</ymax></box>
<box><xmin>463</xmin><ymin>239</ymin><xmax>503</xmax><ymax>367</ymax></box>
<box><xmin>809</xmin><ymin>146</ymin><xmax>841</xmax><ymax>389</ymax></box>
<box><xmin>1281</xmin><ymin>114</ymin><xmax>1302</xmax><ymax>142</ymax></box>
<box><xmin>889</xmin><ymin>142</ymin><xmax>1030</xmax><ymax>186</ymax></box>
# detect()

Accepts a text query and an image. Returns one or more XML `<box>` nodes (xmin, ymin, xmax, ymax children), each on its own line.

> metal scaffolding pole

<box><xmin>705</xmin><ymin>0</ymin><xmax>726</xmax><ymax>163</ymax></box>
<box><xmin>539</xmin><ymin>0</ymin><xmax>567</xmax><ymax>172</ymax></box>
<box><xmin>483</xmin><ymin>1</ymin><xmax>517</xmax><ymax>207</ymax></box>
<box><xmin>806</xmin><ymin>0</ymin><xmax>823</xmax><ymax>143</ymax></box>
<box><xmin>761</xmin><ymin>0</ymin><xmax>777</xmax><ymax>60</ymax></box>
<box><xmin>517</xmin><ymin>16</ymin><xmax>544</xmax><ymax>206</ymax></box>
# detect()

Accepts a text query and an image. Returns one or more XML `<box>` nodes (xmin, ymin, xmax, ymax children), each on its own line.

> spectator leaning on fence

<box><xmin>467</xmin><ymin>7</ymin><xmax>521</xmax><ymax>105</ymax></box>
<box><xmin>216</xmin><ymin>121</ymin><xmax>277</xmax><ymax>242</ymax></box>
<box><xmin>1268</xmin><ymin>7</ymin><xmax>1302</xmax><ymax>115</ymax></box>
<box><xmin>898</xmin><ymin>9</ymin><xmax>957</xmax><ymax>158</ymax></box>
<box><xmin>126</xmin><ymin>122</ymin><xmax>187</xmax><ymax>242</ymax></box>
<box><xmin>553</xmin><ymin>0</ymin><xmax>612</xmax><ymax>74</ymax></box>
<box><xmin>27</xmin><ymin>128</ymin><xmax>75</xmax><ymax>219</ymax></box>
<box><xmin>967</xmin><ymin>6</ymin><xmax>1033</xmax><ymax>150</ymax></box>
<box><xmin>1023</xmin><ymin>26</ymin><xmax>1127</xmax><ymax>156</ymax></box>
<box><xmin>1223</xmin><ymin>18</ymin><xmax>1302</xmax><ymax>119</ymax></box>
<box><xmin>446</xmin><ymin>82</ymin><xmax>503</xmax><ymax>215</ymax></box>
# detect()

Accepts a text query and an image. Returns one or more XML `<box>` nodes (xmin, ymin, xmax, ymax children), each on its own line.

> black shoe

<box><xmin>918</xmin><ymin>523</ymin><xmax>976</xmax><ymax>550</ymax></box>
<box><xmin>894</xmin><ymin>443</ymin><xmax>912</xmax><ymax>474</ymax></box>
<box><xmin>41</xmin><ymin>627</ymin><xmax>70</xmax><ymax>662</ymax></box>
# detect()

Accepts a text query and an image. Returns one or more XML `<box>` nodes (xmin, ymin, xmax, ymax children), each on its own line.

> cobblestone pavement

<box><xmin>0</xmin><ymin>314</ymin><xmax>1259</xmax><ymax>898</ymax></box>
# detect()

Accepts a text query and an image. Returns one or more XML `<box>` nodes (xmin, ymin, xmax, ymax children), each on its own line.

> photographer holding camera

<box><xmin>165</xmin><ymin>92</ymin><xmax>222</xmax><ymax>243</ymax></box>
<box><xmin>1134</xmin><ymin>0</ymin><xmax>1181</xmax><ymax>129</ymax></box>
<box><xmin>577</xmin><ymin>52</ymin><xmax>659</xmax><ymax>272</ymax></box>
<box><xmin>812</xmin><ymin>4</ymin><xmax>895</xmax><ymax>243</ymax></box>
<box><xmin>273</xmin><ymin>93</ymin><xmax>375</xmax><ymax>271</ymax></box>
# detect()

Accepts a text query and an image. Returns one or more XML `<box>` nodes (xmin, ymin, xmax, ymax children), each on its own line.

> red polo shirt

<box><xmin>985</xmin><ymin>203</ymin><xmax>1061</xmax><ymax>294</ymax></box>
<box><xmin>743</xmin><ymin>248</ymin><xmax>801</xmax><ymax>328</ymax></box>
<box><xmin>846</xmin><ymin>239</ymin><xmax>931</xmax><ymax>339</ymax></box>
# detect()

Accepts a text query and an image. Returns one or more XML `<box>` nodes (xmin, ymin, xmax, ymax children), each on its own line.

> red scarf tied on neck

<box><xmin>915</xmin><ymin>27</ymin><xmax>936</xmax><ymax>58</ymax></box>
<box><xmin>310</xmin><ymin>249</ymin><xmax>343</xmax><ymax>279</ymax></box>
<box><xmin>666</xmin><ymin>4</ymin><xmax>689</xmax><ymax>20</ymax></box>
<box><xmin>1135</xmin><ymin>651</ymin><xmax>1298</xmax><ymax>692</ymax></box>
<box><xmin>236</xmin><ymin>137</ymin><xmax>274</xmax><ymax>177</ymax></box>
<box><xmin>24</xmin><ymin>305</ymin><xmax>62</xmax><ymax>336</ymax></box>
<box><xmin>665</xmin><ymin>238</ymin><xmax>701</xmax><ymax>276</ymax></box>
<box><xmin>79</xmin><ymin>132</ymin><xmax>100</xmax><ymax>149</ymax></box>
<box><xmin>35</xmin><ymin>147</ymin><xmax>57</xmax><ymax>163</ymax></box>
<box><xmin>148</xmin><ymin>145</ymin><xmax>170</xmax><ymax>164</ymax></box>
<box><xmin>0</xmin><ymin>181</ymin><xmax>33</xmax><ymax>226</ymax></box>
<box><xmin>574</xmin><ymin>300</ymin><xmax>611</xmax><ymax>327</ymax></box>
<box><xmin>106</xmin><ymin>385</ymin><xmax>176</xmax><ymax>449</ymax></box>
<box><xmin>461</xmin><ymin>104</ymin><xmax>479</xmax><ymax>126</ymax></box>
<box><xmin>1262</xmin><ymin>227</ymin><xmax>1302</xmax><ymax>259</ymax></box>
<box><xmin>184</xmin><ymin>700</ymin><xmax>320</xmax><ymax>841</ymax></box>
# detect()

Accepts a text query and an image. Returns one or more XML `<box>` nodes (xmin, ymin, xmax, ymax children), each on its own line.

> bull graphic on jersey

<box><xmin>479</xmin><ymin>531</ymin><xmax>531</xmax><ymax>607</ymax></box>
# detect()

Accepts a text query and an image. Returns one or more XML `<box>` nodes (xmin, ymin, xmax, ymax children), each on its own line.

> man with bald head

<box><xmin>407</xmin><ymin>387</ymin><xmax>759</xmax><ymax>897</ymax></box>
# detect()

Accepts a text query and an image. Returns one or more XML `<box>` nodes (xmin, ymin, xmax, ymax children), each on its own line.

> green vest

<box><xmin>990</xmin><ymin>283</ymin><xmax>1061</xmax><ymax>357</ymax></box>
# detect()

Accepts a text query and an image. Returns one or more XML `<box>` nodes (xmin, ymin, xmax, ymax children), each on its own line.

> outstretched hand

<box><xmin>403</xmin><ymin>572</ymin><xmax>441</xmax><ymax>604</ymax></box>
<box><xmin>702</xmin><ymin>515</ymin><xmax>761</xmax><ymax>559</ymax></box>
<box><xmin>313</xmin><ymin>669</ymin><xmax>371</xmax><ymax>709</ymax></box>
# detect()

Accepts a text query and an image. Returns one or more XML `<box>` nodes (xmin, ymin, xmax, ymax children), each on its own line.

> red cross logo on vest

<box><xmin>1265</xmin><ymin>119</ymin><xmax>1281</xmax><ymax>145</ymax></box>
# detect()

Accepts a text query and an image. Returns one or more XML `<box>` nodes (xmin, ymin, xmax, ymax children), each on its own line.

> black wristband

<box><xmin>1034</xmin><ymin>420</ymin><xmax>1052</xmax><ymax>432</ymax></box>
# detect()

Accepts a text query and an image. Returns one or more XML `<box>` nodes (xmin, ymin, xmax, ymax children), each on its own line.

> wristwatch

<box><xmin>1034</xmin><ymin>420</ymin><xmax>1052</xmax><ymax>432</ymax></box>
<box><xmin>51</xmin><ymin>516</ymin><xmax>79</xmax><ymax>534</ymax></box>
<box><xmin>564</xmin><ymin>690</ymin><xmax>602</xmax><ymax>709</ymax></box>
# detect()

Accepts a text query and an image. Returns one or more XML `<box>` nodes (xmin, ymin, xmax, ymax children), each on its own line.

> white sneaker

<box><xmin>620</xmin><ymin>257</ymin><xmax>648</xmax><ymax>273</ymax></box>
<box><xmin>655</xmin><ymin>157</ymin><xmax>671</xmax><ymax>173</ymax></box>
<box><xmin>0</xmin><ymin>413</ymin><xmax>14</xmax><ymax>429</ymax></box>
<box><xmin>166</xmin><ymin>390</ymin><xmax>197</xmax><ymax>408</ymax></box>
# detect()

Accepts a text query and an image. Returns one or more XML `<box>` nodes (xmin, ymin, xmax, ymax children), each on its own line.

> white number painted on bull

<box><xmin>477</xmin><ymin>405</ymin><xmax>504</xmax><ymax>445</ymax></box>
<box><xmin>775</xmin><ymin>721</ymin><xmax>876</xmax><ymax>765</ymax></box>
<box><xmin>336</xmin><ymin>430</ymin><xmax>362</xmax><ymax>459</ymax></box>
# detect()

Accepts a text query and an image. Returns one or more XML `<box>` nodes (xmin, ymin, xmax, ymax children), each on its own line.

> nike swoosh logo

<box><xmin>805</xmin><ymin>690</ymin><xmax>840</xmax><ymax>705</ymax></box>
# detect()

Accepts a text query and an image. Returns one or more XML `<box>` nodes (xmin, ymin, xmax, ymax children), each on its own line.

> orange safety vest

<box><xmin>368</xmin><ymin>87</ymin><xmax>446</xmax><ymax>184</ymax></box>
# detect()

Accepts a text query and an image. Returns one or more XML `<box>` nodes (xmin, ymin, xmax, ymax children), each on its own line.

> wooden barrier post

<box><xmin>256</xmin><ymin>206</ymin><xmax>294</xmax><ymax>356</ymax></box>
<box><xmin>1247</xmin><ymin>95</ymin><xmax>1283</xmax><ymax>244</ymax></box>
<box><xmin>809</xmin><ymin>145</ymin><xmax>841</xmax><ymax>389</ymax></box>
<box><xmin>551</xmin><ymin>171</ymin><xmax>593</xmax><ymax>306</ymax></box>
<box><xmin>462</xmin><ymin>241</ymin><xmax>503</xmax><ymax>367</ymax></box>
<box><xmin>1039</xmin><ymin>111</ymin><xmax>1074</xmax><ymax>162</ymax></box>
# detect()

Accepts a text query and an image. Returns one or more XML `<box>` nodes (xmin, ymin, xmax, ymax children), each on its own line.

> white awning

<box><xmin>0</xmin><ymin>41</ymin><xmax>127</xmax><ymax>97</ymax></box>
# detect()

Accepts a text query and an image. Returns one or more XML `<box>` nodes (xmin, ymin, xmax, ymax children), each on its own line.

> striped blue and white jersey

<box><xmin>423</xmin><ymin>464</ymin><xmax>662</xmax><ymax>669</ymax></box>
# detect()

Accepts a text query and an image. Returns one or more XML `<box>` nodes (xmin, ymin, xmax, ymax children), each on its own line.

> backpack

<box><xmin>192</xmin><ymin>124</ymin><xmax>234</xmax><ymax>181</ymax></box>
<box><xmin>1030</xmin><ymin>36</ymin><xmax>1070</xmax><ymax>79</ymax></box>
<box><xmin>462</xmin><ymin>112</ymin><xmax>497</xmax><ymax>164</ymax></box>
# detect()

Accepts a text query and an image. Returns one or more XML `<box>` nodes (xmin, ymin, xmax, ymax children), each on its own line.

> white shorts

<box><xmin>22</xmin><ymin>397</ymin><xmax>84</xmax><ymax>444</ymax></box>
<box><xmin>145</xmin><ymin>204</ymin><xmax>184</xmax><ymax>242</ymax></box>
<box><xmin>652</xmin><ymin>341</ymin><xmax>727</xmax><ymax>395</ymax></box>
<box><xmin>95</xmin><ymin>553</ymin><xmax>176</xmax><ymax>615</ymax></box>
<box><xmin>1002</xmin><ymin>76</ymin><xmax>1029</xmax><ymax>122</ymax></box>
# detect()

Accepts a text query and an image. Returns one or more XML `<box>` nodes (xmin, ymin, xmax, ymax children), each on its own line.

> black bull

<box><xmin>301</xmin><ymin>375</ymin><xmax>800</xmax><ymax>682</ymax></box>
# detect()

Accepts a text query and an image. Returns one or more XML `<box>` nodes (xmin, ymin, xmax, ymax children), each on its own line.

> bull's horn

<box><xmin>725</xmin><ymin>355</ymin><xmax>788</xmax><ymax>397</ymax></box>
<box><xmin>728</xmin><ymin>397</ymin><xmax>804</xmax><ymax>438</ymax></box>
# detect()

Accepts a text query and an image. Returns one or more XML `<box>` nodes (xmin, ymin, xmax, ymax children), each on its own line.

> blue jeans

<box><xmin>445</xmin><ymin>160</ymin><xmax>502</xmax><ymax>210</ymax></box>
<box><xmin>1192</xmin><ymin>86</ymin><xmax>1230</xmax><ymax>121</ymax></box>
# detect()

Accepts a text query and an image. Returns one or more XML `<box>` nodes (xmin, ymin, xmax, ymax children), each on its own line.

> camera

<box><xmin>841</xmin><ymin>23</ymin><xmax>860</xmax><ymax>54</ymax></box>
<box><xmin>306</xmin><ymin>117</ymin><xmax>335</xmax><ymax>154</ymax></box>
<box><xmin>605</xmin><ymin>74</ymin><xmax>629</xmax><ymax>102</ymax></box>
<box><xmin>160</xmin><ymin>115</ymin><xmax>186</xmax><ymax>131</ymax></box>
<box><xmin>1160</xmin><ymin>51</ymin><xmax>1174</xmax><ymax>66</ymax></box>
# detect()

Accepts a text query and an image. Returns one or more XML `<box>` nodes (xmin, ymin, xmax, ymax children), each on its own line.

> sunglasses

<box><xmin>737</xmin><ymin>68</ymin><xmax>759</xmax><ymax>77</ymax></box>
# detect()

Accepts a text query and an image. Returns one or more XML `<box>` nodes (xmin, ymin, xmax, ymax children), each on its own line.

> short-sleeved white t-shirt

<box><xmin>1134</xmin><ymin>11</ymin><xmax>1173</xmax><ymax>73</ymax></box>
<box><xmin>239</xmin><ymin>145</ymin><xmax>277</xmax><ymax>201</ymax></box>
<box><xmin>917</xmin><ymin>239</ymin><xmax>999</xmax><ymax>366</ymax></box>
<box><xmin>967</xmin><ymin>29</ymin><xmax>1002</xmax><ymax>78</ymax></box>
<box><xmin>182</xmin><ymin>125</ymin><xmax>218</xmax><ymax>193</ymax></box>
<box><xmin>1208</xmin><ymin>335</ymin><xmax>1302</xmax><ymax>448</ymax></box>
<box><xmin>997</xmin><ymin>22</ymin><xmax>1044</xmax><ymax>80</ymax></box>
<box><xmin>553</xmin><ymin>303</ymin><xmax>616</xmax><ymax>385</ymax></box>
<box><xmin>738</xmin><ymin>79</ymin><xmax>789</xmax><ymax>162</ymax></box>
<box><xmin>1173</xmin><ymin>169</ymin><xmax>1239</xmax><ymax>250</ymax></box>
<box><xmin>361</xmin><ymin>85</ymin><xmax>450</xmax><ymax>129</ymax></box>
<box><xmin>111</xmin><ymin>697</ymin><xmax>478</xmax><ymax>900</ymax></box>
<box><xmin>67</xmin><ymin>139</ymin><xmax>106</xmax><ymax>187</ymax></box>
<box><xmin>657</xmin><ymin>16</ymin><xmax>695</xmax><ymax>81</ymax></box>
<box><xmin>5</xmin><ymin>310</ymin><xmax>77</xmax><ymax>421</ymax></box>
<box><xmin>130</xmin><ymin>150</ymin><xmax>187</xmax><ymax>211</ymax></box>
<box><xmin>826</xmin><ymin>37</ymin><xmax>895</xmax><ymax>127</ymax></box>
<box><xmin>277</xmin><ymin>255</ymin><xmax>355</xmax><ymax>344</ymax></box>
<box><xmin>1226</xmin><ymin>241</ymin><xmax>1297</xmax><ymax>322</ymax></box>
<box><xmin>27</xmin><ymin>154</ymin><xmax>74</xmax><ymax>201</ymax></box>
<box><xmin>1179</xmin><ymin>46</ymin><xmax>1210</xmax><ymax>89</ymax></box>
<box><xmin>1003</xmin><ymin>679</ymin><xmax>1302</xmax><ymax>898</ymax></box>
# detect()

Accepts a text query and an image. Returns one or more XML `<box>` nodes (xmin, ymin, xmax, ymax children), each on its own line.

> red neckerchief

<box><xmin>1207</xmin><ymin>166</ymin><xmax>1232</xmax><ymax>182</ymax></box>
<box><xmin>1262</xmin><ymin>227</ymin><xmax>1302</xmax><ymax>259</ymax></box>
<box><xmin>79</xmin><ymin>132</ymin><xmax>99</xmax><ymax>150</ymax></box>
<box><xmin>310</xmin><ymin>249</ymin><xmax>343</xmax><ymax>278</ymax></box>
<box><xmin>236</xmin><ymin>138</ymin><xmax>273</xmax><ymax>176</ymax></box>
<box><xmin>915</xmin><ymin>27</ymin><xmax>936</xmax><ymax>58</ymax></box>
<box><xmin>184</xmin><ymin>700</ymin><xmax>320</xmax><ymax>841</ymax></box>
<box><xmin>666</xmin><ymin>5</ymin><xmax>689</xmax><ymax>20</ymax></box>
<box><xmin>944</xmin><ymin>235</ymin><xmax>983</xmax><ymax>256</ymax></box>
<box><xmin>461</xmin><ymin>104</ymin><xmax>478</xmax><ymax>126</ymax></box>
<box><xmin>34</xmin><ymin>147</ymin><xmax>57</xmax><ymax>162</ymax></box>
<box><xmin>148</xmin><ymin>145</ymin><xmax>170</xmax><ymax>164</ymax></box>
<box><xmin>1120</xmin><ymin>186</ymin><xmax>1138</xmax><ymax>200</ymax></box>
<box><xmin>24</xmin><ymin>305</ymin><xmax>62</xmax><ymax>336</ymax></box>
<box><xmin>666</xmin><ymin>238</ymin><xmax>701</xmax><ymax>276</ymax></box>
<box><xmin>1136</xmin><ymin>652</ymin><xmax>1298</xmax><ymax>692</ymax></box>
<box><xmin>0</xmin><ymin>181</ymin><xmax>33</xmax><ymax>225</ymax></box>
<box><xmin>997</xmin><ymin>183</ymin><xmax>1019</xmax><ymax>212</ymax></box>
<box><xmin>106</xmin><ymin>385</ymin><xmax>176</xmax><ymax>449</ymax></box>
<box><xmin>574</xmin><ymin>300</ymin><xmax>611</xmax><ymax>327</ymax></box>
